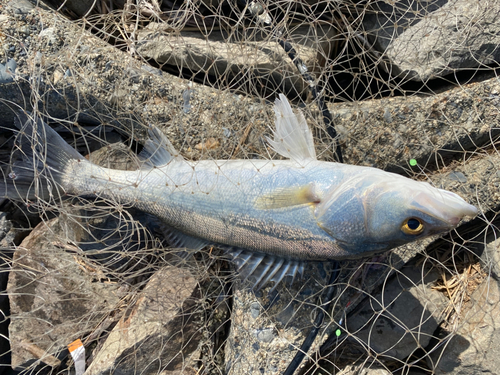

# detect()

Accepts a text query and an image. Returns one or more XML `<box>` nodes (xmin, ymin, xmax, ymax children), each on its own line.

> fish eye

<box><xmin>401</xmin><ymin>217</ymin><xmax>424</xmax><ymax>235</ymax></box>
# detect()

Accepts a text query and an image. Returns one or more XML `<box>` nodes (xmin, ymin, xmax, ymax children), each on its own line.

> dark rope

<box><xmin>283</xmin><ymin>264</ymin><xmax>340</xmax><ymax>375</ymax></box>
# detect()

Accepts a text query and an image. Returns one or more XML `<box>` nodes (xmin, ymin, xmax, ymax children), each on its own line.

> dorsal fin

<box><xmin>266</xmin><ymin>94</ymin><xmax>317</xmax><ymax>164</ymax></box>
<box><xmin>139</xmin><ymin>126</ymin><xmax>183</xmax><ymax>168</ymax></box>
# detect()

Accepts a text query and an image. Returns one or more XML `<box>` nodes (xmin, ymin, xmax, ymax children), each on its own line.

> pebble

<box><xmin>0</xmin><ymin>58</ymin><xmax>16</xmax><ymax>83</ymax></box>
<box><xmin>38</xmin><ymin>27</ymin><xmax>57</xmax><ymax>44</ymax></box>
<box><xmin>250</xmin><ymin>302</ymin><xmax>260</xmax><ymax>319</ymax></box>
<box><xmin>253</xmin><ymin>328</ymin><xmax>276</xmax><ymax>343</ymax></box>
<box><xmin>383</xmin><ymin>108</ymin><xmax>392</xmax><ymax>123</ymax></box>
<box><xmin>53</xmin><ymin>70</ymin><xmax>63</xmax><ymax>84</ymax></box>
<box><xmin>448</xmin><ymin>171</ymin><xmax>467</xmax><ymax>183</ymax></box>
<box><xmin>9</xmin><ymin>0</ymin><xmax>34</xmax><ymax>15</ymax></box>
<box><xmin>183</xmin><ymin>88</ymin><xmax>194</xmax><ymax>113</ymax></box>
<box><xmin>141</xmin><ymin>64</ymin><xmax>162</xmax><ymax>76</ymax></box>
<box><xmin>19</xmin><ymin>25</ymin><xmax>29</xmax><ymax>35</ymax></box>
<box><xmin>276</xmin><ymin>303</ymin><xmax>294</xmax><ymax>326</ymax></box>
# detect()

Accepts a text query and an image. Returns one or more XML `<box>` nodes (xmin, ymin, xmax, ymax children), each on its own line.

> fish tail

<box><xmin>1</xmin><ymin>112</ymin><xmax>84</xmax><ymax>201</ymax></box>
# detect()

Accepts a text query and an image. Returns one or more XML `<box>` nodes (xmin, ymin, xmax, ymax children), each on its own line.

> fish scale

<box><xmin>2</xmin><ymin>95</ymin><xmax>478</xmax><ymax>290</ymax></box>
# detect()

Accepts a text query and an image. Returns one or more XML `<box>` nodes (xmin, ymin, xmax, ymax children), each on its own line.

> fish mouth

<box><xmin>415</xmin><ymin>189</ymin><xmax>478</xmax><ymax>227</ymax></box>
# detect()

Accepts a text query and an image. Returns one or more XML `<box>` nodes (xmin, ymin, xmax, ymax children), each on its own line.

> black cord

<box><xmin>282</xmin><ymin>264</ymin><xmax>339</xmax><ymax>375</ymax></box>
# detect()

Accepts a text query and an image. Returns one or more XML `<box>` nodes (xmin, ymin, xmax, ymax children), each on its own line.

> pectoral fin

<box><xmin>255</xmin><ymin>183</ymin><xmax>320</xmax><ymax>209</ymax></box>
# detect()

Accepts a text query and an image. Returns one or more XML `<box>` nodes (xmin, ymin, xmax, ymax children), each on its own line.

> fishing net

<box><xmin>0</xmin><ymin>0</ymin><xmax>498</xmax><ymax>374</ymax></box>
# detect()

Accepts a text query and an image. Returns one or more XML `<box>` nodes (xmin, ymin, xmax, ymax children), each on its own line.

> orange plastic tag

<box><xmin>68</xmin><ymin>338</ymin><xmax>83</xmax><ymax>353</ymax></box>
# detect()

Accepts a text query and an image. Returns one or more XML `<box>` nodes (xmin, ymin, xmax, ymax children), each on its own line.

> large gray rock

<box><xmin>346</xmin><ymin>261</ymin><xmax>449</xmax><ymax>359</ymax></box>
<box><xmin>363</xmin><ymin>0</ymin><xmax>500</xmax><ymax>81</ymax></box>
<box><xmin>136</xmin><ymin>23</ymin><xmax>337</xmax><ymax>97</ymax></box>
<box><xmin>225</xmin><ymin>279</ymin><xmax>319</xmax><ymax>375</ymax></box>
<box><xmin>85</xmin><ymin>265</ymin><xmax>202</xmax><ymax>375</ymax></box>
<box><xmin>7</xmin><ymin>215</ymin><xmax>125</xmax><ymax>369</ymax></box>
<box><xmin>427</xmin><ymin>276</ymin><xmax>500</xmax><ymax>374</ymax></box>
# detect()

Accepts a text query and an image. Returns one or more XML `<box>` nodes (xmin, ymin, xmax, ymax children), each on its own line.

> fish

<box><xmin>1</xmin><ymin>95</ymin><xmax>478</xmax><ymax>290</ymax></box>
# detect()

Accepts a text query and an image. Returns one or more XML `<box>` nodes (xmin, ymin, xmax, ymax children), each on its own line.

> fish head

<box><xmin>315</xmin><ymin>170</ymin><xmax>478</xmax><ymax>257</ymax></box>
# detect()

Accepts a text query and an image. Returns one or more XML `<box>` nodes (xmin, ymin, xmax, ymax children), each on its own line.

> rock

<box><xmin>0</xmin><ymin>212</ymin><xmax>12</xmax><ymax>368</ymax></box>
<box><xmin>225</xmin><ymin>273</ymin><xmax>325</xmax><ymax>375</ymax></box>
<box><xmin>136</xmin><ymin>23</ymin><xmax>337</xmax><ymax>97</ymax></box>
<box><xmin>85</xmin><ymin>266</ymin><xmax>202</xmax><ymax>375</ymax></box>
<box><xmin>328</xmin><ymin>75</ymin><xmax>500</xmax><ymax>170</ymax></box>
<box><xmin>427</xmin><ymin>276</ymin><xmax>500</xmax><ymax>374</ymax></box>
<box><xmin>448</xmin><ymin>171</ymin><xmax>468</xmax><ymax>183</ymax></box>
<box><xmin>363</xmin><ymin>0</ymin><xmax>500</xmax><ymax>81</ymax></box>
<box><xmin>0</xmin><ymin>58</ymin><xmax>16</xmax><ymax>83</ymax></box>
<box><xmin>483</xmin><ymin>239</ymin><xmax>500</xmax><ymax>277</ymax></box>
<box><xmin>336</xmin><ymin>365</ymin><xmax>392</xmax><ymax>375</ymax></box>
<box><xmin>7</xmin><ymin>216</ymin><xmax>125</xmax><ymax>370</ymax></box>
<box><xmin>6</xmin><ymin>0</ymin><xmax>34</xmax><ymax>14</ymax></box>
<box><xmin>345</xmin><ymin>260</ymin><xmax>449</xmax><ymax>360</ymax></box>
<box><xmin>224</xmin><ymin>260</ymin><xmax>358</xmax><ymax>375</ymax></box>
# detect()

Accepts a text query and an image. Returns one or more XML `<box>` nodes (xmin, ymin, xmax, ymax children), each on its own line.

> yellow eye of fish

<box><xmin>401</xmin><ymin>218</ymin><xmax>424</xmax><ymax>235</ymax></box>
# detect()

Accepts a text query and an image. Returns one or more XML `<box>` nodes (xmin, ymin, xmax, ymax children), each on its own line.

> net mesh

<box><xmin>0</xmin><ymin>0</ymin><xmax>498</xmax><ymax>374</ymax></box>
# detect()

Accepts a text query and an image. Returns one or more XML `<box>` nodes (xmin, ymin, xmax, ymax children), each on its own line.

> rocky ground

<box><xmin>0</xmin><ymin>0</ymin><xmax>498</xmax><ymax>374</ymax></box>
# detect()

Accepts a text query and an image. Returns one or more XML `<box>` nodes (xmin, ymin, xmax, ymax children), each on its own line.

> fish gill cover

<box><xmin>0</xmin><ymin>0</ymin><xmax>498</xmax><ymax>374</ymax></box>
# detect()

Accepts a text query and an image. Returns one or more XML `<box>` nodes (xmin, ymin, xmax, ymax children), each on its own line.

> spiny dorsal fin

<box><xmin>254</xmin><ymin>183</ymin><xmax>320</xmax><ymax>210</ymax></box>
<box><xmin>266</xmin><ymin>94</ymin><xmax>317</xmax><ymax>164</ymax></box>
<box><xmin>139</xmin><ymin>126</ymin><xmax>183</xmax><ymax>168</ymax></box>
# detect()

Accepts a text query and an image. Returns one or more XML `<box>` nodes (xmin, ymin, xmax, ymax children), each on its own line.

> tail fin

<box><xmin>1</xmin><ymin>112</ymin><xmax>84</xmax><ymax>202</ymax></box>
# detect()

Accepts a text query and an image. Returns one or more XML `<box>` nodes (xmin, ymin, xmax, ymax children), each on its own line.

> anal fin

<box><xmin>222</xmin><ymin>247</ymin><xmax>306</xmax><ymax>291</ymax></box>
<box><xmin>156</xmin><ymin>226</ymin><xmax>306</xmax><ymax>291</ymax></box>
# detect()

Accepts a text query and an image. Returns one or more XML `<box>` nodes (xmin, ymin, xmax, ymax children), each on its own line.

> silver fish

<box><xmin>2</xmin><ymin>95</ymin><xmax>478</xmax><ymax>289</ymax></box>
